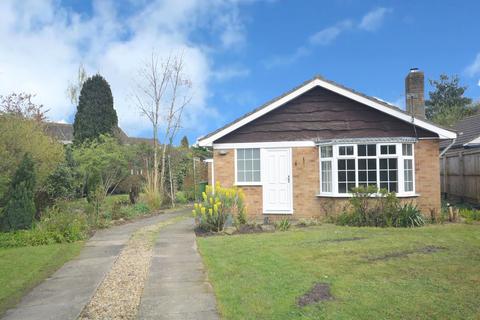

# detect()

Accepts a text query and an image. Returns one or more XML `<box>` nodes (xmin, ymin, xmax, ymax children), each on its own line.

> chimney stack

<box><xmin>405</xmin><ymin>68</ymin><xmax>425</xmax><ymax>118</ymax></box>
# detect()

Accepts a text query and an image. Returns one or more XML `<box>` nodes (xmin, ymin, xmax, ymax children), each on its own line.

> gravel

<box><xmin>78</xmin><ymin>216</ymin><xmax>184</xmax><ymax>320</ymax></box>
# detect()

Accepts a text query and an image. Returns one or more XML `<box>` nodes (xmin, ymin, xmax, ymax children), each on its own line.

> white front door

<box><xmin>262</xmin><ymin>148</ymin><xmax>293</xmax><ymax>214</ymax></box>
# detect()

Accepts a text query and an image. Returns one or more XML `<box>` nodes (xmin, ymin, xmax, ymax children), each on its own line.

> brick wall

<box><xmin>212</xmin><ymin>140</ymin><xmax>441</xmax><ymax>220</ymax></box>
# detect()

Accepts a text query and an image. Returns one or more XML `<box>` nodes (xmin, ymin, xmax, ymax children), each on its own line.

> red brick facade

<box><xmin>212</xmin><ymin>139</ymin><xmax>441</xmax><ymax>220</ymax></box>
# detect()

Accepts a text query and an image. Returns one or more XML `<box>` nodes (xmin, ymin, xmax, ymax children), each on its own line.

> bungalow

<box><xmin>198</xmin><ymin>69</ymin><xmax>457</xmax><ymax>219</ymax></box>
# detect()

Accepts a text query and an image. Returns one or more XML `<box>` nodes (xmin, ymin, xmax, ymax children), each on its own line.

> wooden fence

<box><xmin>440</xmin><ymin>148</ymin><xmax>480</xmax><ymax>204</ymax></box>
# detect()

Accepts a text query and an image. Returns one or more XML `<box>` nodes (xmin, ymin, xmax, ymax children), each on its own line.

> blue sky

<box><xmin>1</xmin><ymin>0</ymin><xmax>479</xmax><ymax>144</ymax></box>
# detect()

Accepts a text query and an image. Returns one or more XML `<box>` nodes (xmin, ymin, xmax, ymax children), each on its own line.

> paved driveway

<box><xmin>2</xmin><ymin>209</ymin><xmax>206</xmax><ymax>320</ymax></box>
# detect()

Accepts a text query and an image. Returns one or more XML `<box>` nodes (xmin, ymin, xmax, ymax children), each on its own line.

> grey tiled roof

<box><xmin>43</xmin><ymin>122</ymin><xmax>156</xmax><ymax>145</ymax></box>
<box><xmin>440</xmin><ymin>113</ymin><xmax>480</xmax><ymax>150</ymax></box>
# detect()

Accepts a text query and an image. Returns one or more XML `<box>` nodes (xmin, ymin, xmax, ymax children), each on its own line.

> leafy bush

<box><xmin>335</xmin><ymin>186</ymin><xmax>424</xmax><ymax>228</ymax></box>
<box><xmin>192</xmin><ymin>183</ymin><xmax>246</xmax><ymax>232</ymax></box>
<box><xmin>275</xmin><ymin>218</ymin><xmax>291</xmax><ymax>231</ymax></box>
<box><xmin>46</xmin><ymin>162</ymin><xmax>77</xmax><ymax>201</ymax></box>
<box><xmin>394</xmin><ymin>203</ymin><xmax>425</xmax><ymax>227</ymax></box>
<box><xmin>0</xmin><ymin>206</ymin><xmax>89</xmax><ymax>248</ymax></box>
<box><xmin>460</xmin><ymin>208</ymin><xmax>480</xmax><ymax>223</ymax></box>
<box><xmin>175</xmin><ymin>191</ymin><xmax>188</xmax><ymax>204</ymax></box>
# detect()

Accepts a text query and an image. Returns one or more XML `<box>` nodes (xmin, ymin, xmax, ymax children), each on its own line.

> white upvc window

<box><xmin>235</xmin><ymin>148</ymin><xmax>261</xmax><ymax>185</ymax></box>
<box><xmin>318</xmin><ymin>143</ymin><xmax>416</xmax><ymax>197</ymax></box>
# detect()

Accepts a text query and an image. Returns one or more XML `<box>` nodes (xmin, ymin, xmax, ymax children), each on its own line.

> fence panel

<box><xmin>440</xmin><ymin>149</ymin><xmax>480</xmax><ymax>204</ymax></box>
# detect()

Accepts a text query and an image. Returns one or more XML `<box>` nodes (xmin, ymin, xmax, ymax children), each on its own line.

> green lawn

<box><xmin>0</xmin><ymin>242</ymin><xmax>84</xmax><ymax>315</ymax></box>
<box><xmin>197</xmin><ymin>224</ymin><xmax>480</xmax><ymax>320</ymax></box>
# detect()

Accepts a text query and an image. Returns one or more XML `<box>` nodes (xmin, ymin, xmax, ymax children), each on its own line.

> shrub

<box><xmin>296</xmin><ymin>218</ymin><xmax>321</xmax><ymax>227</ymax></box>
<box><xmin>460</xmin><ymin>208</ymin><xmax>480</xmax><ymax>223</ymax></box>
<box><xmin>175</xmin><ymin>191</ymin><xmax>188</xmax><ymax>204</ymax></box>
<box><xmin>3</xmin><ymin>153</ymin><xmax>36</xmax><ymax>231</ymax></box>
<box><xmin>335</xmin><ymin>186</ymin><xmax>424</xmax><ymax>228</ymax></box>
<box><xmin>394</xmin><ymin>203</ymin><xmax>425</xmax><ymax>227</ymax></box>
<box><xmin>275</xmin><ymin>218</ymin><xmax>291</xmax><ymax>231</ymax></box>
<box><xmin>0</xmin><ymin>206</ymin><xmax>89</xmax><ymax>248</ymax></box>
<box><xmin>46</xmin><ymin>162</ymin><xmax>77</xmax><ymax>201</ymax></box>
<box><xmin>192</xmin><ymin>183</ymin><xmax>246</xmax><ymax>232</ymax></box>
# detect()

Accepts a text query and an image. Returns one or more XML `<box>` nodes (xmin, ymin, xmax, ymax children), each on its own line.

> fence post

<box><xmin>459</xmin><ymin>151</ymin><xmax>464</xmax><ymax>202</ymax></box>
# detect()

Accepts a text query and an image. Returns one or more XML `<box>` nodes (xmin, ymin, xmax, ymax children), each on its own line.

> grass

<box><xmin>197</xmin><ymin>224</ymin><xmax>480</xmax><ymax>320</ymax></box>
<box><xmin>0</xmin><ymin>242</ymin><xmax>84</xmax><ymax>315</ymax></box>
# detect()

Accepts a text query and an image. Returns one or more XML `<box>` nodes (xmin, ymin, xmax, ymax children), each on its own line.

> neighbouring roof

<box><xmin>44</xmin><ymin>122</ymin><xmax>157</xmax><ymax>145</ymax></box>
<box><xmin>197</xmin><ymin>76</ymin><xmax>457</xmax><ymax>147</ymax></box>
<box><xmin>440</xmin><ymin>113</ymin><xmax>480</xmax><ymax>150</ymax></box>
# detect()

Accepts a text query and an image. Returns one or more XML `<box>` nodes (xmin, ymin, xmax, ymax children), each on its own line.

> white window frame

<box><xmin>234</xmin><ymin>148</ymin><xmax>262</xmax><ymax>186</ymax></box>
<box><xmin>319</xmin><ymin>145</ymin><xmax>334</xmax><ymax>195</ymax></box>
<box><xmin>318</xmin><ymin>143</ymin><xmax>417</xmax><ymax>197</ymax></box>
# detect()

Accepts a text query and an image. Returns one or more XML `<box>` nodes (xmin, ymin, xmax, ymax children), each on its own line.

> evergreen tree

<box><xmin>73</xmin><ymin>74</ymin><xmax>117</xmax><ymax>143</ymax></box>
<box><xmin>3</xmin><ymin>153</ymin><xmax>36</xmax><ymax>230</ymax></box>
<box><xmin>180</xmin><ymin>136</ymin><xmax>189</xmax><ymax>148</ymax></box>
<box><xmin>425</xmin><ymin>74</ymin><xmax>475</xmax><ymax>126</ymax></box>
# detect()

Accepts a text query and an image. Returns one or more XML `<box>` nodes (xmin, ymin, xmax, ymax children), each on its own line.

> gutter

<box><xmin>439</xmin><ymin>138</ymin><xmax>457</xmax><ymax>158</ymax></box>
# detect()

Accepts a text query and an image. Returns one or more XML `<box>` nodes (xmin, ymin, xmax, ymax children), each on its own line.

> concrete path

<box><xmin>138</xmin><ymin>218</ymin><xmax>219</xmax><ymax>320</ymax></box>
<box><xmin>2</xmin><ymin>209</ymin><xmax>187</xmax><ymax>320</ymax></box>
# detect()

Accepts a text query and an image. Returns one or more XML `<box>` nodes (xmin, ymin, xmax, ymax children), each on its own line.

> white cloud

<box><xmin>266</xmin><ymin>8</ymin><xmax>392</xmax><ymax>68</ymax></box>
<box><xmin>477</xmin><ymin>79</ymin><xmax>480</xmax><ymax>87</ymax></box>
<box><xmin>0</xmin><ymin>0</ymin><xmax>249</xmax><ymax>137</ymax></box>
<box><xmin>359</xmin><ymin>7</ymin><xmax>392</xmax><ymax>31</ymax></box>
<box><xmin>309</xmin><ymin>20</ymin><xmax>352</xmax><ymax>46</ymax></box>
<box><xmin>465</xmin><ymin>53</ymin><xmax>480</xmax><ymax>77</ymax></box>
<box><xmin>212</xmin><ymin>66</ymin><xmax>250</xmax><ymax>81</ymax></box>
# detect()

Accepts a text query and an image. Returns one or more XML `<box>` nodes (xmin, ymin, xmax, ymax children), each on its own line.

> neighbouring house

<box><xmin>43</xmin><ymin>122</ymin><xmax>157</xmax><ymax>146</ymax></box>
<box><xmin>440</xmin><ymin>114</ymin><xmax>480</xmax><ymax>204</ymax></box>
<box><xmin>44</xmin><ymin>121</ymin><xmax>156</xmax><ymax>176</ymax></box>
<box><xmin>197</xmin><ymin>69</ymin><xmax>457</xmax><ymax>220</ymax></box>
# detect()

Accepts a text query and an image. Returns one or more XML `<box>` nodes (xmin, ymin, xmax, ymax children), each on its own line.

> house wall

<box><xmin>212</xmin><ymin>139</ymin><xmax>441</xmax><ymax>220</ymax></box>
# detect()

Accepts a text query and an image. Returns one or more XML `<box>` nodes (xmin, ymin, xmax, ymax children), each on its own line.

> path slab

<box><xmin>2</xmin><ymin>210</ymin><xmax>187</xmax><ymax>320</ymax></box>
<box><xmin>138</xmin><ymin>218</ymin><xmax>220</xmax><ymax>320</ymax></box>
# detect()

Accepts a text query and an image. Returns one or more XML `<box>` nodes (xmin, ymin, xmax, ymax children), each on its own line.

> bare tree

<box><xmin>0</xmin><ymin>93</ymin><xmax>48</xmax><ymax>122</ymax></box>
<box><xmin>66</xmin><ymin>64</ymin><xmax>88</xmax><ymax>106</ymax></box>
<box><xmin>134</xmin><ymin>52</ymin><xmax>192</xmax><ymax>204</ymax></box>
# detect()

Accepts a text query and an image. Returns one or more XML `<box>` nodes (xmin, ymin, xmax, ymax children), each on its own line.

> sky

<box><xmin>1</xmin><ymin>0</ymin><xmax>479</xmax><ymax>144</ymax></box>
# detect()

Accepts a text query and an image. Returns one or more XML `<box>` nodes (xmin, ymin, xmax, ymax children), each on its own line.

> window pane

<box><xmin>252</xmin><ymin>149</ymin><xmax>260</xmax><ymax>159</ymax></box>
<box><xmin>245</xmin><ymin>171</ymin><xmax>253</xmax><ymax>182</ymax></box>
<box><xmin>321</xmin><ymin>161</ymin><xmax>332</xmax><ymax>192</ymax></box>
<box><xmin>321</xmin><ymin>146</ymin><xmax>333</xmax><ymax>158</ymax></box>
<box><xmin>402</xmin><ymin>144</ymin><xmax>412</xmax><ymax>156</ymax></box>
<box><xmin>346</xmin><ymin>146</ymin><xmax>354</xmax><ymax>155</ymax></box>
<box><xmin>245</xmin><ymin>148</ymin><xmax>252</xmax><ymax>159</ymax></box>
<box><xmin>367</xmin><ymin>144</ymin><xmax>377</xmax><ymax>156</ymax></box>
<box><xmin>389</xmin><ymin>158</ymin><xmax>397</xmax><ymax>169</ymax></box>
<box><xmin>338</xmin><ymin>159</ymin><xmax>346</xmax><ymax>170</ymax></box>
<box><xmin>237</xmin><ymin>149</ymin><xmax>245</xmax><ymax>159</ymax></box>
<box><xmin>381</xmin><ymin>145</ymin><xmax>388</xmax><ymax>154</ymax></box>
<box><xmin>358</xmin><ymin>171</ymin><xmax>366</xmax><ymax>181</ymax></box>
<box><xmin>253</xmin><ymin>171</ymin><xmax>261</xmax><ymax>182</ymax></box>
<box><xmin>359</xmin><ymin>159</ymin><xmax>366</xmax><ymax>170</ymax></box>
<box><xmin>389</xmin><ymin>145</ymin><xmax>396</xmax><ymax>154</ymax></box>
<box><xmin>380</xmin><ymin>159</ymin><xmax>387</xmax><ymax>169</ymax></box>
<box><xmin>368</xmin><ymin>159</ymin><xmax>376</xmax><ymax>168</ymax></box>
<box><xmin>245</xmin><ymin>160</ymin><xmax>252</xmax><ymax>170</ymax></box>
<box><xmin>358</xmin><ymin>145</ymin><xmax>366</xmax><ymax>157</ymax></box>
<box><xmin>347</xmin><ymin>159</ymin><xmax>355</xmax><ymax>169</ymax></box>
<box><xmin>339</xmin><ymin>183</ymin><xmax>347</xmax><ymax>193</ymax></box>
<box><xmin>339</xmin><ymin>171</ymin><xmax>346</xmax><ymax>182</ymax></box>
<box><xmin>253</xmin><ymin>159</ymin><xmax>260</xmax><ymax>170</ymax></box>
<box><xmin>237</xmin><ymin>171</ymin><xmax>244</xmax><ymax>182</ymax></box>
<box><xmin>339</xmin><ymin>146</ymin><xmax>346</xmax><ymax>156</ymax></box>
<box><xmin>368</xmin><ymin>171</ymin><xmax>376</xmax><ymax>181</ymax></box>
<box><xmin>237</xmin><ymin>160</ymin><xmax>244</xmax><ymax>170</ymax></box>
<box><xmin>389</xmin><ymin>183</ymin><xmax>397</xmax><ymax>192</ymax></box>
<box><xmin>347</xmin><ymin>171</ymin><xmax>355</xmax><ymax>181</ymax></box>
<box><xmin>404</xmin><ymin>159</ymin><xmax>413</xmax><ymax>192</ymax></box>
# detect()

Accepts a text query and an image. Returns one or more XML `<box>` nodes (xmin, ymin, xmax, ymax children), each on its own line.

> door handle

<box><xmin>287</xmin><ymin>175</ymin><xmax>290</xmax><ymax>183</ymax></box>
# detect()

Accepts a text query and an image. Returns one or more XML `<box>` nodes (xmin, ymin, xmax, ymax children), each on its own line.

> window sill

<box><xmin>316</xmin><ymin>193</ymin><xmax>420</xmax><ymax>198</ymax></box>
<box><xmin>234</xmin><ymin>183</ymin><xmax>262</xmax><ymax>187</ymax></box>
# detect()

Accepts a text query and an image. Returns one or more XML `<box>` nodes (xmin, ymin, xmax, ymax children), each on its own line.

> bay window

<box><xmin>319</xmin><ymin>142</ymin><xmax>415</xmax><ymax>196</ymax></box>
